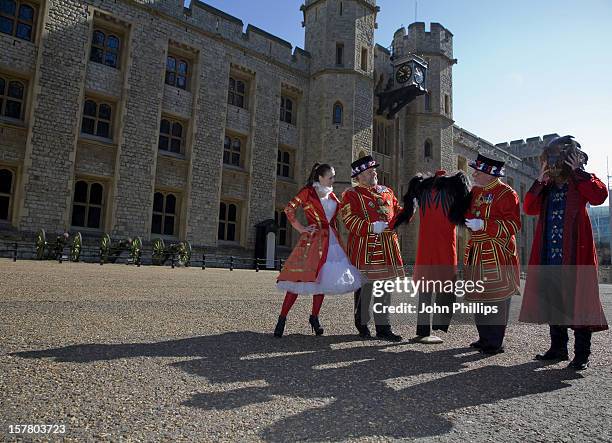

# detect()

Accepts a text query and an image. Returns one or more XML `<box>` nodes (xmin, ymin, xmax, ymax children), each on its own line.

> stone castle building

<box><xmin>0</xmin><ymin>0</ymin><xmax>545</xmax><ymax>263</ymax></box>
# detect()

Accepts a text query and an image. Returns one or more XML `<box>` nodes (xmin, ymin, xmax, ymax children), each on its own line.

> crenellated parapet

<box><xmin>138</xmin><ymin>0</ymin><xmax>311</xmax><ymax>72</ymax></box>
<box><xmin>495</xmin><ymin>133</ymin><xmax>559</xmax><ymax>161</ymax></box>
<box><xmin>393</xmin><ymin>22</ymin><xmax>454</xmax><ymax>62</ymax></box>
<box><xmin>453</xmin><ymin>125</ymin><xmax>538</xmax><ymax>176</ymax></box>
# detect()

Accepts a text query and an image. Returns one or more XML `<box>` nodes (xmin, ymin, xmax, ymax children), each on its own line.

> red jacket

<box><xmin>463</xmin><ymin>179</ymin><xmax>521</xmax><ymax>301</ymax></box>
<box><xmin>277</xmin><ymin>186</ymin><xmax>345</xmax><ymax>283</ymax></box>
<box><xmin>519</xmin><ymin>170</ymin><xmax>608</xmax><ymax>331</ymax></box>
<box><xmin>340</xmin><ymin>184</ymin><xmax>404</xmax><ymax>280</ymax></box>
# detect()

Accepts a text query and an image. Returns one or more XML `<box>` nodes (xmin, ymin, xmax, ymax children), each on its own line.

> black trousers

<box><xmin>416</xmin><ymin>291</ymin><xmax>456</xmax><ymax>337</ymax></box>
<box><xmin>354</xmin><ymin>282</ymin><xmax>392</xmax><ymax>333</ymax></box>
<box><xmin>474</xmin><ymin>298</ymin><xmax>511</xmax><ymax>350</ymax></box>
<box><xmin>550</xmin><ymin>325</ymin><xmax>592</xmax><ymax>360</ymax></box>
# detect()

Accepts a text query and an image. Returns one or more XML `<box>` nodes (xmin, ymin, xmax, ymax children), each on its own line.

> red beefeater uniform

<box><xmin>464</xmin><ymin>178</ymin><xmax>521</xmax><ymax>301</ymax></box>
<box><xmin>340</xmin><ymin>184</ymin><xmax>404</xmax><ymax>280</ymax></box>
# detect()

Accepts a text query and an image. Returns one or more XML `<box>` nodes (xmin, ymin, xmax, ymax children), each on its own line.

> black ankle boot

<box><xmin>535</xmin><ymin>348</ymin><xmax>569</xmax><ymax>361</ymax></box>
<box><xmin>309</xmin><ymin>315</ymin><xmax>324</xmax><ymax>336</ymax></box>
<box><xmin>274</xmin><ymin>315</ymin><xmax>286</xmax><ymax>338</ymax></box>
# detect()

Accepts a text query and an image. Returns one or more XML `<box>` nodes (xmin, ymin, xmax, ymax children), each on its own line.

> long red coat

<box><xmin>277</xmin><ymin>186</ymin><xmax>345</xmax><ymax>283</ymax></box>
<box><xmin>413</xmin><ymin>189</ymin><xmax>458</xmax><ymax>282</ymax></box>
<box><xmin>519</xmin><ymin>170</ymin><xmax>609</xmax><ymax>331</ymax></box>
<box><xmin>463</xmin><ymin>179</ymin><xmax>521</xmax><ymax>301</ymax></box>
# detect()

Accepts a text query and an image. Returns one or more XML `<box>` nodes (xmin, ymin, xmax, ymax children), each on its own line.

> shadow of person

<box><xmin>11</xmin><ymin>332</ymin><xmax>582</xmax><ymax>440</ymax></box>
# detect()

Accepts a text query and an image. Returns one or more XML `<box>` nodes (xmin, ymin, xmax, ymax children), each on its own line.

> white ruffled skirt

<box><xmin>276</xmin><ymin>229</ymin><xmax>363</xmax><ymax>295</ymax></box>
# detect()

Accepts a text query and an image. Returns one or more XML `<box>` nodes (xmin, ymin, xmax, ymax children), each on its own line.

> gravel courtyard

<box><xmin>1</xmin><ymin>259</ymin><xmax>611</xmax><ymax>442</ymax></box>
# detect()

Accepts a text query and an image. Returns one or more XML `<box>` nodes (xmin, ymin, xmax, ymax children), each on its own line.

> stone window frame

<box><xmin>71</xmin><ymin>178</ymin><xmax>105</xmax><ymax>231</ymax></box>
<box><xmin>228</xmin><ymin>76</ymin><xmax>248</xmax><ymax>109</ymax></box>
<box><xmin>280</xmin><ymin>96</ymin><xmax>295</xmax><ymax>125</ymax></box>
<box><xmin>0</xmin><ymin>0</ymin><xmax>37</xmax><ymax>42</ymax></box>
<box><xmin>0</xmin><ymin>74</ymin><xmax>26</xmax><ymax>121</ymax></box>
<box><xmin>151</xmin><ymin>190</ymin><xmax>180</xmax><ymax>237</ymax></box>
<box><xmin>81</xmin><ymin>97</ymin><xmax>114</xmax><ymax>141</ymax></box>
<box><xmin>90</xmin><ymin>28</ymin><xmax>121</xmax><ymax>69</ymax></box>
<box><xmin>218</xmin><ymin>200</ymin><xmax>241</xmax><ymax>243</ymax></box>
<box><xmin>158</xmin><ymin>115</ymin><xmax>186</xmax><ymax>155</ymax></box>
<box><xmin>165</xmin><ymin>53</ymin><xmax>190</xmax><ymax>91</ymax></box>
<box><xmin>444</xmin><ymin>94</ymin><xmax>450</xmax><ymax>115</ymax></box>
<box><xmin>277</xmin><ymin>146</ymin><xmax>294</xmax><ymax>179</ymax></box>
<box><xmin>332</xmin><ymin>101</ymin><xmax>343</xmax><ymax>126</ymax></box>
<box><xmin>335</xmin><ymin>43</ymin><xmax>344</xmax><ymax>66</ymax></box>
<box><xmin>457</xmin><ymin>155</ymin><xmax>467</xmax><ymax>172</ymax></box>
<box><xmin>360</xmin><ymin>47</ymin><xmax>368</xmax><ymax>71</ymax></box>
<box><xmin>223</xmin><ymin>132</ymin><xmax>246</xmax><ymax>169</ymax></box>
<box><xmin>274</xmin><ymin>208</ymin><xmax>291</xmax><ymax>247</ymax></box>
<box><xmin>0</xmin><ymin>166</ymin><xmax>15</xmax><ymax>222</ymax></box>
<box><xmin>424</xmin><ymin>139</ymin><xmax>433</xmax><ymax>160</ymax></box>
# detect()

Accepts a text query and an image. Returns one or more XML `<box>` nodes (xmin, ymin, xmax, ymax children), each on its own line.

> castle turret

<box><xmin>301</xmin><ymin>0</ymin><xmax>378</xmax><ymax>184</ymax></box>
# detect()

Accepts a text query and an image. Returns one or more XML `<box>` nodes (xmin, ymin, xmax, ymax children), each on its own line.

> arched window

<box><xmin>223</xmin><ymin>135</ymin><xmax>242</xmax><ymax>167</ymax></box>
<box><xmin>0</xmin><ymin>168</ymin><xmax>14</xmax><ymax>220</ymax></box>
<box><xmin>0</xmin><ymin>1</ymin><xmax>37</xmax><ymax>41</ymax></box>
<box><xmin>277</xmin><ymin>147</ymin><xmax>293</xmax><ymax>178</ymax></box>
<box><xmin>424</xmin><ymin>140</ymin><xmax>433</xmax><ymax>159</ymax></box>
<box><xmin>0</xmin><ymin>77</ymin><xmax>26</xmax><ymax>119</ymax></box>
<box><xmin>151</xmin><ymin>191</ymin><xmax>178</xmax><ymax>236</ymax></box>
<box><xmin>332</xmin><ymin>102</ymin><xmax>343</xmax><ymax>126</ymax></box>
<box><xmin>218</xmin><ymin>201</ymin><xmax>239</xmax><ymax>241</ymax></box>
<box><xmin>71</xmin><ymin>180</ymin><xmax>104</xmax><ymax>229</ymax></box>
<box><xmin>165</xmin><ymin>56</ymin><xmax>189</xmax><ymax>90</ymax></box>
<box><xmin>228</xmin><ymin>77</ymin><xmax>246</xmax><ymax>108</ymax></box>
<box><xmin>280</xmin><ymin>96</ymin><xmax>293</xmax><ymax>124</ymax></box>
<box><xmin>159</xmin><ymin>118</ymin><xmax>184</xmax><ymax>154</ymax></box>
<box><xmin>90</xmin><ymin>29</ymin><xmax>120</xmax><ymax>68</ymax></box>
<box><xmin>81</xmin><ymin>98</ymin><xmax>112</xmax><ymax>139</ymax></box>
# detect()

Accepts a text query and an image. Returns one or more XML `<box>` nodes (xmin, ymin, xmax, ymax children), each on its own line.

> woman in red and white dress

<box><xmin>274</xmin><ymin>163</ymin><xmax>363</xmax><ymax>337</ymax></box>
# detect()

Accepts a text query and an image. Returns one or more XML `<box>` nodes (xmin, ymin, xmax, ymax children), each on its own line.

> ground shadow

<box><xmin>12</xmin><ymin>332</ymin><xmax>582</xmax><ymax>440</ymax></box>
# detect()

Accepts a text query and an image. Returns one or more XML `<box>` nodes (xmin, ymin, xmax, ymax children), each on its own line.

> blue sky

<box><xmin>187</xmin><ymin>0</ymin><xmax>611</xmax><ymax>205</ymax></box>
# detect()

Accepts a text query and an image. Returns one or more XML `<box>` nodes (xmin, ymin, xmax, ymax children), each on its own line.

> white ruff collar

<box><xmin>313</xmin><ymin>182</ymin><xmax>333</xmax><ymax>198</ymax></box>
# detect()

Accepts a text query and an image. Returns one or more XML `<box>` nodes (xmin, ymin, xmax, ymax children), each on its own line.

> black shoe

<box><xmin>274</xmin><ymin>315</ymin><xmax>286</xmax><ymax>338</ymax></box>
<box><xmin>480</xmin><ymin>346</ymin><xmax>505</xmax><ymax>355</ymax></box>
<box><xmin>376</xmin><ymin>331</ymin><xmax>403</xmax><ymax>342</ymax></box>
<box><xmin>534</xmin><ymin>349</ymin><xmax>569</xmax><ymax>361</ymax></box>
<box><xmin>469</xmin><ymin>340</ymin><xmax>483</xmax><ymax>349</ymax></box>
<box><xmin>357</xmin><ymin>326</ymin><xmax>371</xmax><ymax>338</ymax></box>
<box><xmin>309</xmin><ymin>315</ymin><xmax>324</xmax><ymax>336</ymax></box>
<box><xmin>567</xmin><ymin>358</ymin><xmax>589</xmax><ymax>371</ymax></box>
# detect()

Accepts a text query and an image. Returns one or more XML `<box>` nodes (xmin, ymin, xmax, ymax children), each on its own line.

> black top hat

<box><xmin>351</xmin><ymin>155</ymin><xmax>380</xmax><ymax>178</ymax></box>
<box><xmin>469</xmin><ymin>154</ymin><xmax>505</xmax><ymax>177</ymax></box>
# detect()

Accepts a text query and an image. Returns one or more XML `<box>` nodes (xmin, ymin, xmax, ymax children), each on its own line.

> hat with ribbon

<box><xmin>469</xmin><ymin>154</ymin><xmax>505</xmax><ymax>177</ymax></box>
<box><xmin>351</xmin><ymin>155</ymin><xmax>380</xmax><ymax>178</ymax></box>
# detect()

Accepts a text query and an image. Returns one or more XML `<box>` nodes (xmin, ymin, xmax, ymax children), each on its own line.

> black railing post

<box><xmin>255</xmin><ymin>258</ymin><xmax>260</xmax><ymax>272</ymax></box>
<box><xmin>230</xmin><ymin>256</ymin><xmax>234</xmax><ymax>271</ymax></box>
<box><xmin>202</xmin><ymin>254</ymin><xmax>206</xmax><ymax>270</ymax></box>
<box><xmin>13</xmin><ymin>242</ymin><xmax>17</xmax><ymax>262</ymax></box>
<box><xmin>171</xmin><ymin>253</ymin><xmax>175</xmax><ymax>269</ymax></box>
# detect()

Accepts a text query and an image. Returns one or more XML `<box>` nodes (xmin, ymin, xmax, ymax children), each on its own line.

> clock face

<box><xmin>395</xmin><ymin>64</ymin><xmax>412</xmax><ymax>84</ymax></box>
<box><xmin>414</xmin><ymin>66</ymin><xmax>424</xmax><ymax>84</ymax></box>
